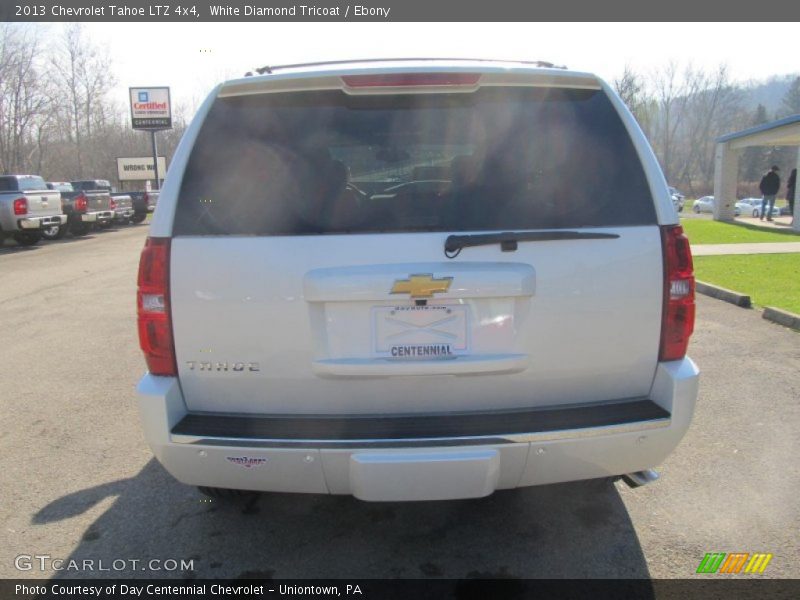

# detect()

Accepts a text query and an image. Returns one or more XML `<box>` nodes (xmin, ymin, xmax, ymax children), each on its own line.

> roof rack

<box><xmin>244</xmin><ymin>58</ymin><xmax>566</xmax><ymax>77</ymax></box>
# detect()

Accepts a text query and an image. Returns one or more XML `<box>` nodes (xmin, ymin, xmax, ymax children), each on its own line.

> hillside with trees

<box><xmin>0</xmin><ymin>23</ymin><xmax>188</xmax><ymax>188</ymax></box>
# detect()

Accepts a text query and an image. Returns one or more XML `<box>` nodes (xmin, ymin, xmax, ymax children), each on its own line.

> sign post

<box><xmin>129</xmin><ymin>86</ymin><xmax>172</xmax><ymax>190</ymax></box>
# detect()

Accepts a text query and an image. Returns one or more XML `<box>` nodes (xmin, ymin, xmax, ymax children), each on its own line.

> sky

<box><xmin>65</xmin><ymin>22</ymin><xmax>800</xmax><ymax>117</ymax></box>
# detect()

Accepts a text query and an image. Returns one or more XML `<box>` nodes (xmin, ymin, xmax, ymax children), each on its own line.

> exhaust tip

<box><xmin>622</xmin><ymin>469</ymin><xmax>659</xmax><ymax>488</ymax></box>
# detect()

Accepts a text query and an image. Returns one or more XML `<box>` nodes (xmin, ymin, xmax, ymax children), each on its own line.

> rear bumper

<box><xmin>137</xmin><ymin>358</ymin><xmax>699</xmax><ymax>501</ymax></box>
<box><xmin>114</xmin><ymin>208</ymin><xmax>135</xmax><ymax>220</ymax></box>
<box><xmin>18</xmin><ymin>214</ymin><xmax>67</xmax><ymax>230</ymax></box>
<box><xmin>80</xmin><ymin>211</ymin><xmax>113</xmax><ymax>223</ymax></box>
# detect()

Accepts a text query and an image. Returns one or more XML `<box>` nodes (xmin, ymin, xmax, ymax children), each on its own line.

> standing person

<box><xmin>786</xmin><ymin>168</ymin><xmax>796</xmax><ymax>217</ymax></box>
<box><xmin>759</xmin><ymin>165</ymin><xmax>780</xmax><ymax>221</ymax></box>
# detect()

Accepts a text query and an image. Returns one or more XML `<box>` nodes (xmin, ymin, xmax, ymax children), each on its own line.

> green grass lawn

<box><xmin>694</xmin><ymin>254</ymin><xmax>800</xmax><ymax>314</ymax></box>
<box><xmin>680</xmin><ymin>218</ymin><xmax>800</xmax><ymax>245</ymax></box>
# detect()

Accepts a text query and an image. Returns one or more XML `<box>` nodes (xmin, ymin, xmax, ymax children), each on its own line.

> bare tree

<box><xmin>50</xmin><ymin>23</ymin><xmax>116</xmax><ymax>178</ymax></box>
<box><xmin>614</xmin><ymin>65</ymin><xmax>654</xmax><ymax>137</ymax></box>
<box><xmin>649</xmin><ymin>62</ymin><xmax>696</xmax><ymax>183</ymax></box>
<box><xmin>674</xmin><ymin>65</ymin><xmax>743</xmax><ymax>191</ymax></box>
<box><xmin>0</xmin><ymin>24</ymin><xmax>50</xmax><ymax>173</ymax></box>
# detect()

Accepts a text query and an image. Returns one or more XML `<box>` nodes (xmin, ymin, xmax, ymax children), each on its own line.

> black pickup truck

<box><xmin>73</xmin><ymin>180</ymin><xmax>136</xmax><ymax>226</ymax></box>
<box><xmin>45</xmin><ymin>181</ymin><xmax>114</xmax><ymax>238</ymax></box>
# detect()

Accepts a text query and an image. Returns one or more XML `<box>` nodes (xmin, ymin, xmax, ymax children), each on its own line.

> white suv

<box><xmin>136</xmin><ymin>59</ymin><xmax>698</xmax><ymax>502</ymax></box>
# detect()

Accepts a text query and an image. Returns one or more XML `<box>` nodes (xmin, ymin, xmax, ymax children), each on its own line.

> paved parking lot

<box><xmin>1</xmin><ymin>225</ymin><xmax>798</xmax><ymax>579</ymax></box>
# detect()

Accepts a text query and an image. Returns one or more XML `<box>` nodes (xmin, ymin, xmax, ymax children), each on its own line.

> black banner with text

<box><xmin>2</xmin><ymin>0</ymin><xmax>800</xmax><ymax>22</ymax></box>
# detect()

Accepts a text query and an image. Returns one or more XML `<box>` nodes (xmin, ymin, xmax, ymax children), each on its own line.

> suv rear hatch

<box><xmin>168</xmin><ymin>72</ymin><xmax>664</xmax><ymax>416</ymax></box>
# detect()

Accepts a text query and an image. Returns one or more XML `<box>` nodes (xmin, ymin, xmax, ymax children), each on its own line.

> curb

<box><xmin>763</xmin><ymin>307</ymin><xmax>800</xmax><ymax>332</ymax></box>
<box><xmin>695</xmin><ymin>281</ymin><xmax>751</xmax><ymax>308</ymax></box>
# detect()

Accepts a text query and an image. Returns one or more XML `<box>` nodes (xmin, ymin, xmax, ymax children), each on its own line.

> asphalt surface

<box><xmin>1</xmin><ymin>225</ymin><xmax>798</xmax><ymax>580</ymax></box>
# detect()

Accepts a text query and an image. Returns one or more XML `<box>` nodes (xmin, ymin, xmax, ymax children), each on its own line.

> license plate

<box><xmin>373</xmin><ymin>304</ymin><xmax>469</xmax><ymax>359</ymax></box>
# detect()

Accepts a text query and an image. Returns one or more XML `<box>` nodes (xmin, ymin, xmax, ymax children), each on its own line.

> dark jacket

<box><xmin>759</xmin><ymin>170</ymin><xmax>780</xmax><ymax>195</ymax></box>
<box><xmin>787</xmin><ymin>168</ymin><xmax>796</xmax><ymax>201</ymax></box>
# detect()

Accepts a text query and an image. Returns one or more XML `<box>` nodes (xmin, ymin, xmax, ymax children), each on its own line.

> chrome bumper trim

<box><xmin>18</xmin><ymin>214</ymin><xmax>67</xmax><ymax>229</ymax></box>
<box><xmin>81</xmin><ymin>211</ymin><xmax>113</xmax><ymax>222</ymax></box>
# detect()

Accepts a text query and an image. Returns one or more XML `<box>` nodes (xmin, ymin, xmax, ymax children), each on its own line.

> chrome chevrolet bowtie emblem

<box><xmin>390</xmin><ymin>274</ymin><xmax>453</xmax><ymax>299</ymax></box>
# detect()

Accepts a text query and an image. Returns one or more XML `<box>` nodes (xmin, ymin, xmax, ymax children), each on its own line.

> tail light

<box><xmin>109</xmin><ymin>198</ymin><xmax>116</xmax><ymax>210</ymax></box>
<box><xmin>659</xmin><ymin>225</ymin><xmax>695</xmax><ymax>361</ymax></box>
<box><xmin>143</xmin><ymin>192</ymin><xmax>149</xmax><ymax>204</ymax></box>
<box><xmin>74</xmin><ymin>193</ymin><xmax>88</xmax><ymax>212</ymax></box>
<box><xmin>137</xmin><ymin>237</ymin><xmax>176</xmax><ymax>376</ymax></box>
<box><xmin>341</xmin><ymin>73</ymin><xmax>481</xmax><ymax>88</ymax></box>
<box><xmin>13</xmin><ymin>197</ymin><xmax>27</xmax><ymax>215</ymax></box>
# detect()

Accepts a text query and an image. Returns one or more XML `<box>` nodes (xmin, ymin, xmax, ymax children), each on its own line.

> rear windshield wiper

<box><xmin>444</xmin><ymin>231</ymin><xmax>620</xmax><ymax>258</ymax></box>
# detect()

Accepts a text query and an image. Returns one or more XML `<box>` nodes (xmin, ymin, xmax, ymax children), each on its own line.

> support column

<box><xmin>713</xmin><ymin>142</ymin><xmax>739</xmax><ymax>222</ymax></box>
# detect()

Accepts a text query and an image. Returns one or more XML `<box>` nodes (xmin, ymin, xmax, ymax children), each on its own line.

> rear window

<box><xmin>72</xmin><ymin>180</ymin><xmax>111</xmax><ymax>192</ymax></box>
<box><xmin>174</xmin><ymin>87</ymin><xmax>655</xmax><ymax>236</ymax></box>
<box><xmin>0</xmin><ymin>176</ymin><xmax>47</xmax><ymax>192</ymax></box>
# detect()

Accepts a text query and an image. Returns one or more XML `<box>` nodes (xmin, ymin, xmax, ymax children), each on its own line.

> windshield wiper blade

<box><xmin>444</xmin><ymin>231</ymin><xmax>620</xmax><ymax>257</ymax></box>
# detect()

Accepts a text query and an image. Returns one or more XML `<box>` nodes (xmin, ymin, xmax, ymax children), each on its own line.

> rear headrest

<box><xmin>451</xmin><ymin>155</ymin><xmax>478</xmax><ymax>188</ymax></box>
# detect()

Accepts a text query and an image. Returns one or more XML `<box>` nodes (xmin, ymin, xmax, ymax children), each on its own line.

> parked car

<box><xmin>65</xmin><ymin>180</ymin><xmax>115</xmax><ymax>235</ymax></box>
<box><xmin>668</xmin><ymin>186</ymin><xmax>685</xmax><ymax>212</ymax></box>
<box><xmin>0</xmin><ymin>175</ymin><xmax>66</xmax><ymax>245</ymax></box>
<box><xmin>737</xmin><ymin>197</ymin><xmax>781</xmax><ymax>219</ymax></box>
<box><xmin>136</xmin><ymin>59</ymin><xmax>698</xmax><ymax>502</ymax></box>
<box><xmin>109</xmin><ymin>193</ymin><xmax>135</xmax><ymax>225</ymax></box>
<box><xmin>693</xmin><ymin>195</ymin><xmax>740</xmax><ymax>216</ymax></box>
<box><xmin>735</xmin><ymin>198</ymin><xmax>757</xmax><ymax>217</ymax></box>
<box><xmin>73</xmin><ymin>179</ymin><xmax>137</xmax><ymax>225</ymax></box>
<box><xmin>127</xmin><ymin>191</ymin><xmax>159</xmax><ymax>223</ymax></box>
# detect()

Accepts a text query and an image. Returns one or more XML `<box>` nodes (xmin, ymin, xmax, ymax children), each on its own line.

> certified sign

<box><xmin>117</xmin><ymin>156</ymin><xmax>168</xmax><ymax>181</ymax></box>
<box><xmin>129</xmin><ymin>87</ymin><xmax>172</xmax><ymax>130</ymax></box>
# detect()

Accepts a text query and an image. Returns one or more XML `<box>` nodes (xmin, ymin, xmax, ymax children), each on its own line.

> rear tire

<box><xmin>197</xmin><ymin>486</ymin><xmax>259</xmax><ymax>500</ymax></box>
<box><xmin>42</xmin><ymin>223</ymin><xmax>67</xmax><ymax>240</ymax></box>
<box><xmin>693</xmin><ymin>205</ymin><xmax>700</xmax><ymax>214</ymax></box>
<box><xmin>13</xmin><ymin>231</ymin><xmax>42</xmax><ymax>246</ymax></box>
<box><xmin>130</xmin><ymin>212</ymin><xmax>147</xmax><ymax>224</ymax></box>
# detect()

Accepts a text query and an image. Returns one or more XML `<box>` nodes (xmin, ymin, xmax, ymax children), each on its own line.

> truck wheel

<box><xmin>197</xmin><ymin>486</ymin><xmax>259</xmax><ymax>501</ymax></box>
<box><xmin>130</xmin><ymin>212</ymin><xmax>147</xmax><ymax>224</ymax></box>
<box><xmin>13</xmin><ymin>231</ymin><xmax>42</xmax><ymax>246</ymax></box>
<box><xmin>42</xmin><ymin>224</ymin><xmax>67</xmax><ymax>240</ymax></box>
<box><xmin>70</xmin><ymin>222</ymin><xmax>91</xmax><ymax>236</ymax></box>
